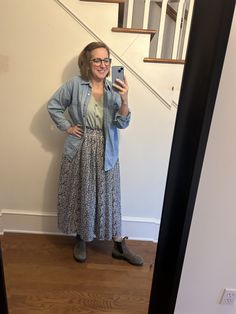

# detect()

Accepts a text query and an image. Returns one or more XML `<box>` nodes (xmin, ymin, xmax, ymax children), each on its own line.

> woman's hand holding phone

<box><xmin>112</xmin><ymin>66</ymin><xmax>129</xmax><ymax>115</ymax></box>
<box><xmin>113</xmin><ymin>76</ymin><xmax>128</xmax><ymax>98</ymax></box>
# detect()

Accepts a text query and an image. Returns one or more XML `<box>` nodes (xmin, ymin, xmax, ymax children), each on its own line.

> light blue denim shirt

<box><xmin>48</xmin><ymin>76</ymin><xmax>131</xmax><ymax>171</ymax></box>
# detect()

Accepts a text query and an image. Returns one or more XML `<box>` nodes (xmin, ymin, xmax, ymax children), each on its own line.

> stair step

<box><xmin>81</xmin><ymin>0</ymin><xmax>125</xmax><ymax>3</ymax></box>
<box><xmin>144</xmin><ymin>58</ymin><xmax>185</xmax><ymax>64</ymax></box>
<box><xmin>112</xmin><ymin>27</ymin><xmax>157</xmax><ymax>36</ymax></box>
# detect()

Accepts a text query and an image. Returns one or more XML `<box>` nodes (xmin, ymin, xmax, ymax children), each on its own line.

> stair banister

<box><xmin>172</xmin><ymin>0</ymin><xmax>185</xmax><ymax>59</ymax></box>
<box><xmin>156</xmin><ymin>0</ymin><xmax>168</xmax><ymax>58</ymax></box>
<box><xmin>143</xmin><ymin>0</ymin><xmax>151</xmax><ymax>29</ymax></box>
<box><xmin>126</xmin><ymin>0</ymin><xmax>134</xmax><ymax>27</ymax></box>
<box><xmin>182</xmin><ymin>0</ymin><xmax>194</xmax><ymax>59</ymax></box>
<box><xmin>177</xmin><ymin>1</ymin><xmax>187</xmax><ymax>58</ymax></box>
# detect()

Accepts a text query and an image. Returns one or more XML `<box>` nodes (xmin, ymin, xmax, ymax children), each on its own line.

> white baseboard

<box><xmin>0</xmin><ymin>209</ymin><xmax>160</xmax><ymax>242</ymax></box>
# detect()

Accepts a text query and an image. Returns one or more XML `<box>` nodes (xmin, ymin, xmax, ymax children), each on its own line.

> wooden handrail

<box><xmin>156</xmin><ymin>1</ymin><xmax>188</xmax><ymax>22</ymax></box>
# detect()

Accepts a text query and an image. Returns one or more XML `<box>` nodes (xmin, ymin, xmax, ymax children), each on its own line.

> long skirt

<box><xmin>57</xmin><ymin>129</ymin><xmax>122</xmax><ymax>241</ymax></box>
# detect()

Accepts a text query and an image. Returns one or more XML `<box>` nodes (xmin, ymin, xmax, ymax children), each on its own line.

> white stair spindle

<box><xmin>182</xmin><ymin>0</ymin><xmax>195</xmax><ymax>59</ymax></box>
<box><xmin>172</xmin><ymin>0</ymin><xmax>185</xmax><ymax>59</ymax></box>
<box><xmin>143</xmin><ymin>0</ymin><xmax>151</xmax><ymax>29</ymax></box>
<box><xmin>126</xmin><ymin>0</ymin><xmax>134</xmax><ymax>28</ymax></box>
<box><xmin>156</xmin><ymin>0</ymin><xmax>168</xmax><ymax>58</ymax></box>
<box><xmin>176</xmin><ymin>1</ymin><xmax>187</xmax><ymax>58</ymax></box>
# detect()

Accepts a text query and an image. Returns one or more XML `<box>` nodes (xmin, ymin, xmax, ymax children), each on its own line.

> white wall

<box><xmin>0</xmin><ymin>0</ymin><xmax>182</xmax><ymax>240</ymax></box>
<box><xmin>175</xmin><ymin>10</ymin><xmax>236</xmax><ymax>314</ymax></box>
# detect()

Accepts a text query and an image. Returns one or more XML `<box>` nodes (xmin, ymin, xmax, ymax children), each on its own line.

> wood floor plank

<box><xmin>2</xmin><ymin>233</ymin><xmax>156</xmax><ymax>314</ymax></box>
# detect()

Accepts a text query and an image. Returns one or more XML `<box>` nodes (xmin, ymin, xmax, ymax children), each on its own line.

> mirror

<box><xmin>0</xmin><ymin>0</ymin><xmax>199</xmax><ymax>313</ymax></box>
<box><xmin>0</xmin><ymin>2</ymin><xmax>190</xmax><ymax>244</ymax></box>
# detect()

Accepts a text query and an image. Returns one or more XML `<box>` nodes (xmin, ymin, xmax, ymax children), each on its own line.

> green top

<box><xmin>86</xmin><ymin>95</ymin><xmax>104</xmax><ymax>129</ymax></box>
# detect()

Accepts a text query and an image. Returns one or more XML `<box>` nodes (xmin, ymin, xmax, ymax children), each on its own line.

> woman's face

<box><xmin>89</xmin><ymin>47</ymin><xmax>110</xmax><ymax>82</ymax></box>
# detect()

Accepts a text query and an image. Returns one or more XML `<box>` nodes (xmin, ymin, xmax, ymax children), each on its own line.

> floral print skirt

<box><xmin>57</xmin><ymin>129</ymin><xmax>121</xmax><ymax>241</ymax></box>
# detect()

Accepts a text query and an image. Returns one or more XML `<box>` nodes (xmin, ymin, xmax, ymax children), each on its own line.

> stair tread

<box><xmin>144</xmin><ymin>58</ymin><xmax>185</xmax><ymax>64</ymax></box>
<box><xmin>112</xmin><ymin>27</ymin><xmax>157</xmax><ymax>35</ymax></box>
<box><xmin>81</xmin><ymin>0</ymin><xmax>125</xmax><ymax>3</ymax></box>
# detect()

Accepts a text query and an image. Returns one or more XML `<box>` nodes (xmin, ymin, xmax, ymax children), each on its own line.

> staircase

<box><xmin>81</xmin><ymin>0</ymin><xmax>194</xmax><ymax>63</ymax></box>
<box><xmin>55</xmin><ymin>0</ymin><xmax>193</xmax><ymax>107</ymax></box>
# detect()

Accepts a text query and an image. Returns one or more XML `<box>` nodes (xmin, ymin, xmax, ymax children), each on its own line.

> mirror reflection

<box><xmin>0</xmin><ymin>0</ymin><xmax>194</xmax><ymax>313</ymax></box>
<box><xmin>47</xmin><ymin>41</ymin><xmax>144</xmax><ymax>265</ymax></box>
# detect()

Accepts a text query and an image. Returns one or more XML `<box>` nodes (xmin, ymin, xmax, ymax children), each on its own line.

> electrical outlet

<box><xmin>220</xmin><ymin>289</ymin><xmax>236</xmax><ymax>305</ymax></box>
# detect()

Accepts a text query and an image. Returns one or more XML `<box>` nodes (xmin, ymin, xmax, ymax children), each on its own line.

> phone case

<box><xmin>112</xmin><ymin>66</ymin><xmax>124</xmax><ymax>86</ymax></box>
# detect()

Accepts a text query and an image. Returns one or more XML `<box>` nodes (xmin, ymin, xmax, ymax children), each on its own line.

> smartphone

<box><xmin>112</xmin><ymin>66</ymin><xmax>124</xmax><ymax>91</ymax></box>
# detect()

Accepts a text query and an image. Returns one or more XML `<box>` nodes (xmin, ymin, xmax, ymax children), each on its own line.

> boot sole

<box><xmin>112</xmin><ymin>252</ymin><xmax>143</xmax><ymax>266</ymax></box>
<box><xmin>73</xmin><ymin>254</ymin><xmax>87</xmax><ymax>263</ymax></box>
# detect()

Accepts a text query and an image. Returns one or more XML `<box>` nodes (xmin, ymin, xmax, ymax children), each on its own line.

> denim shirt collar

<box><xmin>79</xmin><ymin>77</ymin><xmax>111</xmax><ymax>91</ymax></box>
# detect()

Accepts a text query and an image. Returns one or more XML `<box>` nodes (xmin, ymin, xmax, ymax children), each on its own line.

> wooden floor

<box><xmin>1</xmin><ymin>233</ymin><xmax>157</xmax><ymax>314</ymax></box>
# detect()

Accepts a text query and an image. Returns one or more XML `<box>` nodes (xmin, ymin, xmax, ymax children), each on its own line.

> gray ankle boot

<box><xmin>73</xmin><ymin>234</ymin><xmax>86</xmax><ymax>262</ymax></box>
<box><xmin>112</xmin><ymin>236</ymin><xmax>144</xmax><ymax>266</ymax></box>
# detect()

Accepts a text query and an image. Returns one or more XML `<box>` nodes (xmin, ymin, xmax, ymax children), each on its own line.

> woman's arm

<box><xmin>47</xmin><ymin>80</ymin><xmax>73</xmax><ymax>131</ymax></box>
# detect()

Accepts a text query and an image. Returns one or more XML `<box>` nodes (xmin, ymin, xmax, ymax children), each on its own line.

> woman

<box><xmin>48</xmin><ymin>42</ymin><xmax>143</xmax><ymax>266</ymax></box>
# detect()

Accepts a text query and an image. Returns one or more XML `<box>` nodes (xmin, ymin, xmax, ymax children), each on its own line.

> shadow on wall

<box><xmin>30</xmin><ymin>103</ymin><xmax>65</xmax><ymax>213</ymax></box>
<box><xmin>30</xmin><ymin>56</ymin><xmax>80</xmax><ymax>214</ymax></box>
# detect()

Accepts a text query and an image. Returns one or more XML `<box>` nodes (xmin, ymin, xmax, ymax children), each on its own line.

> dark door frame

<box><xmin>148</xmin><ymin>0</ymin><xmax>235</xmax><ymax>313</ymax></box>
<box><xmin>0</xmin><ymin>243</ymin><xmax>8</xmax><ymax>313</ymax></box>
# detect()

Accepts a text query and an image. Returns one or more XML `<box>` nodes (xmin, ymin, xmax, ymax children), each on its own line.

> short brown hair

<box><xmin>78</xmin><ymin>42</ymin><xmax>111</xmax><ymax>80</ymax></box>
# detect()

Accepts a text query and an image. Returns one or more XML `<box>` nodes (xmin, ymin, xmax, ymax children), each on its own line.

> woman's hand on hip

<box><xmin>67</xmin><ymin>125</ymin><xmax>84</xmax><ymax>137</ymax></box>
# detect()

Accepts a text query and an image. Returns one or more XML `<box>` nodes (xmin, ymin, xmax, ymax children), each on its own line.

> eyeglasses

<box><xmin>90</xmin><ymin>58</ymin><xmax>112</xmax><ymax>66</ymax></box>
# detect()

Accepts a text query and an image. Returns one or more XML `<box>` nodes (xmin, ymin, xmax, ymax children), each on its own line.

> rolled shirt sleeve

<box><xmin>114</xmin><ymin>111</ymin><xmax>131</xmax><ymax>129</ymax></box>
